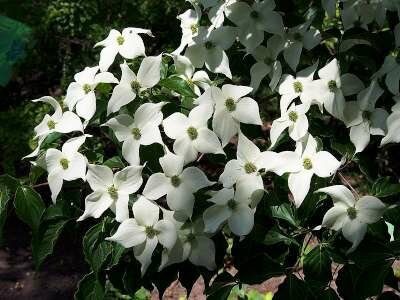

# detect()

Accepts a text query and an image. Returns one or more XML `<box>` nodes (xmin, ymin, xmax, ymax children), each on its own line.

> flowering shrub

<box><xmin>3</xmin><ymin>0</ymin><xmax>400</xmax><ymax>298</ymax></box>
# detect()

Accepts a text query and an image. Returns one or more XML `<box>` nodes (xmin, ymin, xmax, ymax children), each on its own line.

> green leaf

<box><xmin>263</xmin><ymin>227</ymin><xmax>300</xmax><ymax>246</ymax></box>
<box><xmin>270</xmin><ymin>203</ymin><xmax>299</xmax><ymax>227</ymax></box>
<box><xmin>159</xmin><ymin>76</ymin><xmax>197</xmax><ymax>98</ymax></box>
<box><xmin>14</xmin><ymin>186</ymin><xmax>45</xmax><ymax>231</ymax></box>
<box><xmin>303</xmin><ymin>245</ymin><xmax>332</xmax><ymax>285</ymax></box>
<box><xmin>74</xmin><ymin>272</ymin><xmax>105</xmax><ymax>300</ymax></box>
<box><xmin>0</xmin><ymin>175</ymin><xmax>18</xmax><ymax>242</ymax></box>
<box><xmin>103</xmin><ymin>156</ymin><xmax>125</xmax><ymax>169</ymax></box>
<box><xmin>83</xmin><ymin>220</ymin><xmax>123</xmax><ymax>275</ymax></box>
<box><xmin>273</xmin><ymin>274</ymin><xmax>312</xmax><ymax>300</ymax></box>
<box><xmin>237</xmin><ymin>253</ymin><xmax>284</xmax><ymax>284</ymax></box>
<box><xmin>371</xmin><ymin>177</ymin><xmax>400</xmax><ymax>198</ymax></box>
<box><xmin>336</xmin><ymin>262</ymin><xmax>392</xmax><ymax>299</ymax></box>
<box><xmin>0</xmin><ymin>185</ymin><xmax>11</xmax><ymax>243</ymax></box>
<box><xmin>33</xmin><ymin>218</ymin><xmax>70</xmax><ymax>269</ymax></box>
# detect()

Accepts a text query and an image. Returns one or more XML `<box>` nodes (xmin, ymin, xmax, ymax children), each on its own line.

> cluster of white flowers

<box><xmin>25</xmin><ymin>0</ymin><xmax>399</xmax><ymax>274</ymax></box>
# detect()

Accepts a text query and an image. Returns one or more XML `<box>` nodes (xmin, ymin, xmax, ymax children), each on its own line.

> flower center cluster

<box><xmin>131</xmin><ymin>81</ymin><xmax>141</xmax><ymax>93</ymax></box>
<box><xmin>131</xmin><ymin>127</ymin><xmax>142</xmax><ymax>140</ymax></box>
<box><xmin>303</xmin><ymin>158</ymin><xmax>313</xmax><ymax>170</ymax></box>
<box><xmin>293</xmin><ymin>81</ymin><xmax>303</xmax><ymax>93</ymax></box>
<box><xmin>250</xmin><ymin>10</ymin><xmax>259</xmax><ymax>19</ymax></box>
<box><xmin>145</xmin><ymin>226</ymin><xmax>160</xmax><ymax>238</ymax></box>
<box><xmin>186</xmin><ymin>232</ymin><xmax>196</xmax><ymax>243</ymax></box>
<box><xmin>117</xmin><ymin>35</ymin><xmax>125</xmax><ymax>45</ymax></box>
<box><xmin>190</xmin><ymin>24</ymin><xmax>198</xmax><ymax>34</ymax></box>
<box><xmin>205</xmin><ymin>41</ymin><xmax>215</xmax><ymax>49</ymax></box>
<box><xmin>293</xmin><ymin>32</ymin><xmax>303</xmax><ymax>42</ymax></box>
<box><xmin>227</xmin><ymin>199</ymin><xmax>237</xmax><ymax>210</ymax></box>
<box><xmin>347</xmin><ymin>207</ymin><xmax>357</xmax><ymax>220</ymax></box>
<box><xmin>225</xmin><ymin>98</ymin><xmax>236</xmax><ymax>112</ymax></box>
<box><xmin>83</xmin><ymin>84</ymin><xmax>91</xmax><ymax>94</ymax></box>
<box><xmin>362</xmin><ymin>110</ymin><xmax>371</xmax><ymax>120</ymax></box>
<box><xmin>171</xmin><ymin>175</ymin><xmax>181</xmax><ymax>187</ymax></box>
<box><xmin>187</xmin><ymin>126</ymin><xmax>198</xmax><ymax>140</ymax></box>
<box><xmin>328</xmin><ymin>80</ymin><xmax>337</xmax><ymax>92</ymax></box>
<box><xmin>47</xmin><ymin>119</ymin><xmax>56</xmax><ymax>130</ymax></box>
<box><xmin>244</xmin><ymin>162</ymin><xmax>257</xmax><ymax>174</ymax></box>
<box><xmin>108</xmin><ymin>186</ymin><xmax>118</xmax><ymax>200</ymax></box>
<box><xmin>264</xmin><ymin>57</ymin><xmax>274</xmax><ymax>65</ymax></box>
<box><xmin>59</xmin><ymin>158</ymin><xmax>69</xmax><ymax>170</ymax></box>
<box><xmin>288</xmin><ymin>111</ymin><xmax>298</xmax><ymax>122</ymax></box>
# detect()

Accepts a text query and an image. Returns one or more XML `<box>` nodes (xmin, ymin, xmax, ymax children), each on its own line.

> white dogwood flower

<box><xmin>219</xmin><ymin>131</ymin><xmax>301</xmax><ymax>188</ymax></box>
<box><xmin>159</xmin><ymin>218</ymin><xmax>216</xmax><ymax>271</ymax></box>
<box><xmin>250</xmin><ymin>35</ymin><xmax>284</xmax><ymax>91</ymax></box>
<box><xmin>45</xmin><ymin>135</ymin><xmax>88</xmax><ymax>203</ymax></box>
<box><xmin>206</xmin><ymin>0</ymin><xmax>237</xmax><ymax>29</ymax></box>
<box><xmin>107</xmin><ymin>56</ymin><xmax>162</xmax><ymax>114</ymax></box>
<box><xmin>143</xmin><ymin>152</ymin><xmax>214</xmax><ymax>217</ymax></box>
<box><xmin>163</xmin><ymin>104</ymin><xmax>224</xmax><ymax>163</ymax></box>
<box><xmin>341</xmin><ymin>0</ymin><xmax>387</xmax><ymax>31</ymax></box>
<box><xmin>95</xmin><ymin>28</ymin><xmax>154</xmax><ymax>72</ymax></box>
<box><xmin>306</xmin><ymin>59</ymin><xmax>364</xmax><ymax>120</ymax></box>
<box><xmin>278</xmin><ymin>62</ymin><xmax>319</xmax><ymax>112</ymax></box>
<box><xmin>78</xmin><ymin>164</ymin><xmax>144</xmax><ymax>222</ymax></box>
<box><xmin>107</xmin><ymin>196</ymin><xmax>177</xmax><ymax>275</ymax></box>
<box><xmin>24</xmin><ymin>96</ymin><xmax>83</xmax><ymax>159</ymax></box>
<box><xmin>317</xmin><ymin>185</ymin><xmax>386</xmax><ymax>253</ymax></box>
<box><xmin>270</xmin><ymin>103</ymin><xmax>309</xmax><ymax>147</ymax></box>
<box><xmin>380</xmin><ymin>111</ymin><xmax>400</xmax><ymax>146</ymax></box>
<box><xmin>64</xmin><ymin>66</ymin><xmax>118</xmax><ymax>121</ymax></box>
<box><xmin>344</xmin><ymin>81</ymin><xmax>388</xmax><ymax>153</ymax></box>
<box><xmin>288</xmin><ymin>134</ymin><xmax>341</xmax><ymax>207</ymax></box>
<box><xmin>195</xmin><ymin>84</ymin><xmax>262</xmax><ymax>146</ymax></box>
<box><xmin>173</xmin><ymin>9</ymin><xmax>201</xmax><ymax>55</ymax></box>
<box><xmin>185</xmin><ymin>26</ymin><xmax>237</xmax><ymax>78</ymax></box>
<box><xmin>172</xmin><ymin>55</ymin><xmax>211</xmax><ymax>96</ymax></box>
<box><xmin>226</xmin><ymin>0</ymin><xmax>284</xmax><ymax>50</ymax></box>
<box><xmin>104</xmin><ymin>102</ymin><xmax>165</xmax><ymax>166</ymax></box>
<box><xmin>374</xmin><ymin>55</ymin><xmax>400</xmax><ymax>95</ymax></box>
<box><xmin>203</xmin><ymin>179</ymin><xmax>264</xmax><ymax>236</ymax></box>
<box><xmin>282</xmin><ymin>22</ymin><xmax>321</xmax><ymax>71</ymax></box>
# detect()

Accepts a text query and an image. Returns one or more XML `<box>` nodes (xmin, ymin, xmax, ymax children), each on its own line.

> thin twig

<box><xmin>338</xmin><ymin>172</ymin><xmax>359</xmax><ymax>198</ymax></box>
<box><xmin>32</xmin><ymin>182</ymin><xmax>49</xmax><ymax>188</ymax></box>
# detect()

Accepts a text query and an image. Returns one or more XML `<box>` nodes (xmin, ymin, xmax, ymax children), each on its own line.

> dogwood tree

<box><xmin>4</xmin><ymin>0</ymin><xmax>400</xmax><ymax>299</ymax></box>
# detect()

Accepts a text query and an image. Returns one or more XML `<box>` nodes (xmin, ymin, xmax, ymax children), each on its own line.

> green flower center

<box><xmin>131</xmin><ymin>81</ymin><xmax>141</xmax><ymax>93</ymax></box>
<box><xmin>187</xmin><ymin>126</ymin><xmax>198</xmax><ymax>140</ymax></box>
<box><xmin>171</xmin><ymin>175</ymin><xmax>181</xmax><ymax>187</ymax></box>
<box><xmin>303</xmin><ymin>158</ymin><xmax>313</xmax><ymax>170</ymax></box>
<box><xmin>293</xmin><ymin>32</ymin><xmax>303</xmax><ymax>41</ymax></box>
<box><xmin>186</xmin><ymin>232</ymin><xmax>196</xmax><ymax>243</ymax></box>
<box><xmin>83</xmin><ymin>84</ymin><xmax>91</xmax><ymax>94</ymax></box>
<box><xmin>205</xmin><ymin>41</ymin><xmax>215</xmax><ymax>49</ymax></box>
<box><xmin>47</xmin><ymin>120</ymin><xmax>56</xmax><ymax>130</ymax></box>
<box><xmin>328</xmin><ymin>80</ymin><xmax>337</xmax><ymax>92</ymax></box>
<box><xmin>288</xmin><ymin>111</ymin><xmax>298</xmax><ymax>122</ymax></box>
<box><xmin>190</xmin><ymin>24</ymin><xmax>198</xmax><ymax>34</ymax></box>
<box><xmin>264</xmin><ymin>57</ymin><xmax>274</xmax><ymax>65</ymax></box>
<box><xmin>145</xmin><ymin>226</ymin><xmax>160</xmax><ymax>238</ymax></box>
<box><xmin>225</xmin><ymin>98</ymin><xmax>236</xmax><ymax>112</ymax></box>
<box><xmin>244</xmin><ymin>162</ymin><xmax>257</xmax><ymax>174</ymax></box>
<box><xmin>117</xmin><ymin>35</ymin><xmax>125</xmax><ymax>45</ymax></box>
<box><xmin>108</xmin><ymin>186</ymin><xmax>118</xmax><ymax>200</ymax></box>
<box><xmin>131</xmin><ymin>127</ymin><xmax>142</xmax><ymax>140</ymax></box>
<box><xmin>227</xmin><ymin>199</ymin><xmax>237</xmax><ymax>210</ymax></box>
<box><xmin>59</xmin><ymin>158</ymin><xmax>69</xmax><ymax>170</ymax></box>
<box><xmin>347</xmin><ymin>207</ymin><xmax>357</xmax><ymax>220</ymax></box>
<box><xmin>250</xmin><ymin>10</ymin><xmax>259</xmax><ymax>19</ymax></box>
<box><xmin>362</xmin><ymin>111</ymin><xmax>371</xmax><ymax>120</ymax></box>
<box><xmin>293</xmin><ymin>81</ymin><xmax>303</xmax><ymax>93</ymax></box>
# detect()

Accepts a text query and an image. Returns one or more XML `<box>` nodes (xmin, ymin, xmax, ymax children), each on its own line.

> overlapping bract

<box><xmin>24</xmin><ymin>0</ymin><xmax>400</xmax><ymax>275</ymax></box>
